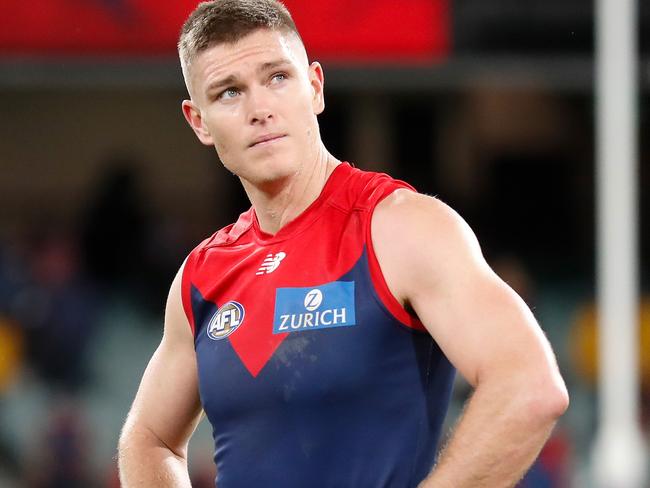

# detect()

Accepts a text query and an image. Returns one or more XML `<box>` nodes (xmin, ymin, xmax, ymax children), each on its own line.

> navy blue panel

<box><xmin>191</xmin><ymin>249</ymin><xmax>455</xmax><ymax>488</ymax></box>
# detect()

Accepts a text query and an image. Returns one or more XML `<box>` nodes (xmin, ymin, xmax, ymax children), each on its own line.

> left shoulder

<box><xmin>373</xmin><ymin>188</ymin><xmax>461</xmax><ymax>224</ymax></box>
<box><xmin>373</xmin><ymin>189</ymin><xmax>569</xmax><ymax>409</ymax></box>
<box><xmin>372</xmin><ymin>189</ymin><xmax>484</xmax><ymax>270</ymax></box>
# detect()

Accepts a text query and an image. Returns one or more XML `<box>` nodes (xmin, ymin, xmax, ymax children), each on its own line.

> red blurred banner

<box><xmin>284</xmin><ymin>0</ymin><xmax>449</xmax><ymax>61</ymax></box>
<box><xmin>1</xmin><ymin>0</ymin><xmax>449</xmax><ymax>60</ymax></box>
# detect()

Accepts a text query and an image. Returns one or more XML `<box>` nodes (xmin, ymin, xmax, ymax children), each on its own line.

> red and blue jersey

<box><xmin>181</xmin><ymin>163</ymin><xmax>455</xmax><ymax>487</ymax></box>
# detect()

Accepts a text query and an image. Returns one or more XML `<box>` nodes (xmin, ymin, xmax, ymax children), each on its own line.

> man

<box><xmin>118</xmin><ymin>1</ymin><xmax>569</xmax><ymax>486</ymax></box>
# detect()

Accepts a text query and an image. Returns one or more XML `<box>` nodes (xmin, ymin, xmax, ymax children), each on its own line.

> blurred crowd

<box><xmin>0</xmin><ymin>161</ymin><xmax>217</xmax><ymax>487</ymax></box>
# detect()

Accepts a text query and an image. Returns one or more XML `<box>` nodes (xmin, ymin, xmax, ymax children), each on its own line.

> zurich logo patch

<box><xmin>207</xmin><ymin>301</ymin><xmax>245</xmax><ymax>340</ymax></box>
<box><xmin>273</xmin><ymin>281</ymin><xmax>355</xmax><ymax>334</ymax></box>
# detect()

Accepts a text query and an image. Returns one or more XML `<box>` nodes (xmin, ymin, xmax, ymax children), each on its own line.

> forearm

<box><xmin>118</xmin><ymin>428</ymin><xmax>193</xmax><ymax>488</ymax></box>
<box><xmin>420</xmin><ymin>379</ymin><xmax>566</xmax><ymax>488</ymax></box>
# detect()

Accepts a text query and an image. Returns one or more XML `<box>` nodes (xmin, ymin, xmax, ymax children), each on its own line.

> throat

<box><xmin>246</xmin><ymin>157</ymin><xmax>340</xmax><ymax>236</ymax></box>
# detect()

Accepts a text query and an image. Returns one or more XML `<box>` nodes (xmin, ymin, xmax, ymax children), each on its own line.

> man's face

<box><xmin>182</xmin><ymin>29</ymin><xmax>325</xmax><ymax>186</ymax></box>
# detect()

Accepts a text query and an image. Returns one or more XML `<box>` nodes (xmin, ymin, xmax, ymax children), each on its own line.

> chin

<box><xmin>237</xmin><ymin>153</ymin><xmax>300</xmax><ymax>186</ymax></box>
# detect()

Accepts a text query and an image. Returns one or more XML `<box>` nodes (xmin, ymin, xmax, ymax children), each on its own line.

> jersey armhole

<box><xmin>366</xmin><ymin>186</ymin><xmax>427</xmax><ymax>332</ymax></box>
<box><xmin>180</xmin><ymin>251</ymin><xmax>198</xmax><ymax>336</ymax></box>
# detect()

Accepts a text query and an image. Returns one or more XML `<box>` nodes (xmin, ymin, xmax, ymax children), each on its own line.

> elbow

<box><xmin>118</xmin><ymin>420</ymin><xmax>188</xmax><ymax>462</ymax></box>
<box><xmin>117</xmin><ymin>423</ymin><xmax>135</xmax><ymax>460</ymax></box>
<box><xmin>117</xmin><ymin>420</ymin><xmax>146</xmax><ymax>461</ymax></box>
<box><xmin>543</xmin><ymin>382</ymin><xmax>569</xmax><ymax>420</ymax></box>
<box><xmin>527</xmin><ymin>376</ymin><xmax>569</xmax><ymax>425</ymax></box>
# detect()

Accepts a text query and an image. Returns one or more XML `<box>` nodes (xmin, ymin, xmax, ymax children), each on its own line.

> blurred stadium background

<box><xmin>0</xmin><ymin>0</ymin><xmax>649</xmax><ymax>486</ymax></box>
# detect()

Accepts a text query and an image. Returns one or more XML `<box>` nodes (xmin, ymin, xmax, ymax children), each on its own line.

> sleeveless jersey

<box><xmin>181</xmin><ymin>163</ymin><xmax>456</xmax><ymax>488</ymax></box>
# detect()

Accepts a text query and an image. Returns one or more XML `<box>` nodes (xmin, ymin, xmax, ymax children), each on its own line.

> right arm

<box><xmin>118</xmin><ymin>264</ymin><xmax>203</xmax><ymax>487</ymax></box>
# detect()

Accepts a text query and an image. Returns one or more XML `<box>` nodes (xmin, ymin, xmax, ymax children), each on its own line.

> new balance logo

<box><xmin>256</xmin><ymin>252</ymin><xmax>287</xmax><ymax>275</ymax></box>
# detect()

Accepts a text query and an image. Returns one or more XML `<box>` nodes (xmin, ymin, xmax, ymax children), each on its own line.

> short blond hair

<box><xmin>178</xmin><ymin>0</ymin><xmax>301</xmax><ymax>85</ymax></box>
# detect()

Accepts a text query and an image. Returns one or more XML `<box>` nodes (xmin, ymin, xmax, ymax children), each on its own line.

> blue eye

<box><xmin>271</xmin><ymin>73</ymin><xmax>287</xmax><ymax>83</ymax></box>
<box><xmin>220</xmin><ymin>88</ymin><xmax>239</xmax><ymax>100</ymax></box>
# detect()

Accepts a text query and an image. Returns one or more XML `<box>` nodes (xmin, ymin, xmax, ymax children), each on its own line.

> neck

<box><xmin>241</xmin><ymin>146</ymin><xmax>340</xmax><ymax>235</ymax></box>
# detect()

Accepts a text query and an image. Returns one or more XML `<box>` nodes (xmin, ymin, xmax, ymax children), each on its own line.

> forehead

<box><xmin>190</xmin><ymin>29</ymin><xmax>307</xmax><ymax>92</ymax></box>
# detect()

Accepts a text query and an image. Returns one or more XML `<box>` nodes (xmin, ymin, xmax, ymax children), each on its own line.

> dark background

<box><xmin>0</xmin><ymin>1</ymin><xmax>648</xmax><ymax>486</ymax></box>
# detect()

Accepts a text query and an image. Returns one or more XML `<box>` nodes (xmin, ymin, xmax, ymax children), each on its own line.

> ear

<box><xmin>308</xmin><ymin>62</ymin><xmax>325</xmax><ymax>115</ymax></box>
<box><xmin>182</xmin><ymin>100</ymin><xmax>214</xmax><ymax>146</ymax></box>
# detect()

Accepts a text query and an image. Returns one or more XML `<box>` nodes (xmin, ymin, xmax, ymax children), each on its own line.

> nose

<box><xmin>250</xmin><ymin>109</ymin><xmax>272</xmax><ymax>125</ymax></box>
<box><xmin>247</xmin><ymin>87</ymin><xmax>273</xmax><ymax>125</ymax></box>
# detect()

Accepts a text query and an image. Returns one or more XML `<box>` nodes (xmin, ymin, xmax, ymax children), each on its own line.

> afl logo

<box><xmin>207</xmin><ymin>301</ymin><xmax>245</xmax><ymax>341</ymax></box>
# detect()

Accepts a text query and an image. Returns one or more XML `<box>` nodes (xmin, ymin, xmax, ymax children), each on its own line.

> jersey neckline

<box><xmin>250</xmin><ymin>162</ymin><xmax>353</xmax><ymax>245</ymax></box>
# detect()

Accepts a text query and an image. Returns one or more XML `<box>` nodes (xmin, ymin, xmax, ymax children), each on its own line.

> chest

<box><xmin>188</xmin><ymin>206</ymin><xmax>435</xmax><ymax>432</ymax></box>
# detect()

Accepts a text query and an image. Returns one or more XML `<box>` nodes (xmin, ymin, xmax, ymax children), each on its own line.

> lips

<box><xmin>249</xmin><ymin>134</ymin><xmax>286</xmax><ymax>147</ymax></box>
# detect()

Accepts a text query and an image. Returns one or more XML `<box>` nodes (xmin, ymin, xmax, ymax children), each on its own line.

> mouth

<box><xmin>249</xmin><ymin>134</ymin><xmax>286</xmax><ymax>148</ymax></box>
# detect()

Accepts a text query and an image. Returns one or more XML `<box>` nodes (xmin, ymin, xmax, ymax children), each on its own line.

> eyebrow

<box><xmin>204</xmin><ymin>58</ymin><xmax>293</xmax><ymax>95</ymax></box>
<box><xmin>258</xmin><ymin>58</ymin><xmax>292</xmax><ymax>73</ymax></box>
<box><xmin>205</xmin><ymin>75</ymin><xmax>238</xmax><ymax>94</ymax></box>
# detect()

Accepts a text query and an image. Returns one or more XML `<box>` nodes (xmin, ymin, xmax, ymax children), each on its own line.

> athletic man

<box><xmin>118</xmin><ymin>1</ymin><xmax>569</xmax><ymax>486</ymax></box>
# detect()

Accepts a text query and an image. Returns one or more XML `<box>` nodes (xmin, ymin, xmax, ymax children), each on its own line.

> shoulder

<box><xmin>164</xmin><ymin>260</ymin><xmax>195</xmax><ymax>344</ymax></box>
<box><xmin>373</xmin><ymin>188</ymin><xmax>451</xmax><ymax>222</ymax></box>
<box><xmin>373</xmin><ymin>189</ymin><xmax>482</xmax><ymax>261</ymax></box>
<box><xmin>371</xmin><ymin>189</ymin><xmax>486</xmax><ymax>303</ymax></box>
